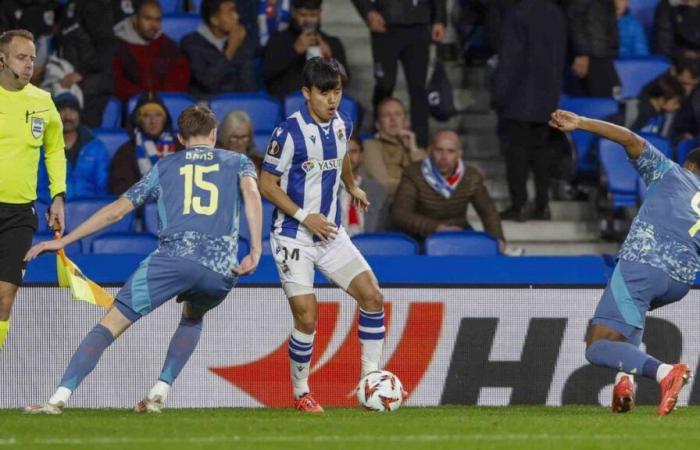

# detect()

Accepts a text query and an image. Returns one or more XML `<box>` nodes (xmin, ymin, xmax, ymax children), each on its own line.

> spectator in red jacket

<box><xmin>112</xmin><ymin>0</ymin><xmax>191</xmax><ymax>101</ymax></box>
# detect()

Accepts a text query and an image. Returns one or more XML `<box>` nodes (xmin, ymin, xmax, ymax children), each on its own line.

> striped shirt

<box><xmin>262</xmin><ymin>106</ymin><xmax>352</xmax><ymax>245</ymax></box>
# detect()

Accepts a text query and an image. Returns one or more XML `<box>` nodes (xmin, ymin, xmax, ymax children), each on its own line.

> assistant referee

<box><xmin>0</xmin><ymin>29</ymin><xmax>66</xmax><ymax>350</ymax></box>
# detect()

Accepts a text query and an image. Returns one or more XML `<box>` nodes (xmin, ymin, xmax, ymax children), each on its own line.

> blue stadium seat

<box><xmin>614</xmin><ymin>57</ymin><xmax>671</xmax><ymax>99</ymax></box>
<box><xmin>127</xmin><ymin>92</ymin><xmax>197</xmax><ymax>127</ymax></box>
<box><xmin>161</xmin><ymin>14</ymin><xmax>200</xmax><ymax>44</ymax></box>
<box><xmin>91</xmin><ymin>233</ymin><xmax>158</xmax><ymax>255</ymax></box>
<box><xmin>34</xmin><ymin>201</ymin><xmax>49</xmax><ymax>232</ymax></box>
<box><xmin>629</xmin><ymin>0</ymin><xmax>660</xmax><ymax>34</ymax></box>
<box><xmin>32</xmin><ymin>232</ymin><xmax>82</xmax><ymax>255</ymax></box>
<box><xmin>262</xmin><ymin>238</ymin><xmax>273</xmax><ymax>256</ymax></box>
<box><xmin>239</xmin><ymin>199</ymin><xmax>276</xmax><ymax>242</ymax></box>
<box><xmin>143</xmin><ymin>202</ymin><xmax>160</xmax><ymax>235</ymax></box>
<box><xmin>65</xmin><ymin>199</ymin><xmax>135</xmax><ymax>252</ymax></box>
<box><xmin>284</xmin><ymin>91</ymin><xmax>359</xmax><ymax>124</ymax></box>
<box><xmin>159</xmin><ymin>0</ymin><xmax>182</xmax><ymax>13</ymax></box>
<box><xmin>639</xmin><ymin>132</ymin><xmax>672</xmax><ymax>158</ymax></box>
<box><xmin>598</xmin><ymin>139</ymin><xmax>639</xmax><ymax>208</ymax></box>
<box><xmin>254</xmin><ymin>131</ymin><xmax>271</xmax><ymax>154</ymax></box>
<box><xmin>191</xmin><ymin>0</ymin><xmax>202</xmax><ymax>13</ymax></box>
<box><xmin>101</xmin><ymin>97</ymin><xmax>123</xmax><ymax>129</ymax></box>
<box><xmin>676</xmin><ymin>138</ymin><xmax>698</xmax><ymax>164</ymax></box>
<box><xmin>210</xmin><ymin>93</ymin><xmax>282</xmax><ymax>133</ymax></box>
<box><xmin>351</xmin><ymin>232</ymin><xmax>419</xmax><ymax>256</ymax></box>
<box><xmin>559</xmin><ymin>97</ymin><xmax>619</xmax><ymax>175</ymax></box>
<box><xmin>425</xmin><ymin>231</ymin><xmax>500</xmax><ymax>256</ymax></box>
<box><xmin>92</xmin><ymin>128</ymin><xmax>130</xmax><ymax>159</ymax></box>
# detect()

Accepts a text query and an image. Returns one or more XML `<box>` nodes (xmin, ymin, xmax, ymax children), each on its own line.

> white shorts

<box><xmin>269</xmin><ymin>228</ymin><xmax>372</xmax><ymax>298</ymax></box>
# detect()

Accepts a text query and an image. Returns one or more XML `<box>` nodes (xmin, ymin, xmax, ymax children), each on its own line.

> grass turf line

<box><xmin>2</xmin><ymin>406</ymin><xmax>700</xmax><ymax>450</ymax></box>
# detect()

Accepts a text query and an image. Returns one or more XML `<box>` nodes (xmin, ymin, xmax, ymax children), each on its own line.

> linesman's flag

<box><xmin>56</xmin><ymin>249</ymin><xmax>114</xmax><ymax>308</ymax></box>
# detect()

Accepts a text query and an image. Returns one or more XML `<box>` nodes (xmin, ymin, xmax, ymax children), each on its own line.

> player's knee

<box><xmin>296</xmin><ymin>317</ymin><xmax>317</xmax><ymax>335</ymax></box>
<box><xmin>585</xmin><ymin>339</ymin><xmax>606</xmax><ymax>365</ymax></box>
<box><xmin>362</xmin><ymin>289</ymin><xmax>384</xmax><ymax>312</ymax></box>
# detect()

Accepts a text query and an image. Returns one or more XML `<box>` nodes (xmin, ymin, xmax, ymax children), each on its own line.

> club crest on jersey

<box><xmin>267</xmin><ymin>140</ymin><xmax>280</xmax><ymax>157</ymax></box>
<box><xmin>31</xmin><ymin>117</ymin><xmax>45</xmax><ymax>139</ymax></box>
<box><xmin>337</xmin><ymin>127</ymin><xmax>344</xmax><ymax>141</ymax></box>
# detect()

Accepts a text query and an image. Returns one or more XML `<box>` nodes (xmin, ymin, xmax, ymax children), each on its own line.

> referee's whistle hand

<box><xmin>23</xmin><ymin>240</ymin><xmax>65</xmax><ymax>262</ymax></box>
<box><xmin>48</xmin><ymin>196</ymin><xmax>66</xmax><ymax>236</ymax></box>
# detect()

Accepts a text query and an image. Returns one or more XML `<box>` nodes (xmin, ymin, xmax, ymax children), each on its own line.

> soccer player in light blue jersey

<box><xmin>550</xmin><ymin>109</ymin><xmax>699</xmax><ymax>416</ymax></box>
<box><xmin>22</xmin><ymin>105</ymin><xmax>262</xmax><ymax>414</ymax></box>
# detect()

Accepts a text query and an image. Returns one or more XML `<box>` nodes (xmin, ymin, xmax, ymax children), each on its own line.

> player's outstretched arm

<box><xmin>233</xmin><ymin>176</ymin><xmax>262</xmax><ymax>276</ymax></box>
<box><xmin>24</xmin><ymin>197</ymin><xmax>135</xmax><ymax>261</ymax></box>
<box><xmin>549</xmin><ymin>109</ymin><xmax>645</xmax><ymax>159</ymax></box>
<box><xmin>259</xmin><ymin>171</ymin><xmax>337</xmax><ymax>241</ymax></box>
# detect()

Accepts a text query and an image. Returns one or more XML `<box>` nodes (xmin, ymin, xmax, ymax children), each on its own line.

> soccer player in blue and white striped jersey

<box><xmin>260</xmin><ymin>58</ymin><xmax>387</xmax><ymax>412</ymax></box>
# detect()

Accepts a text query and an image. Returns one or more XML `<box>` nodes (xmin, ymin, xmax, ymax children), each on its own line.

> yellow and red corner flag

<box><xmin>55</xmin><ymin>243</ymin><xmax>114</xmax><ymax>308</ymax></box>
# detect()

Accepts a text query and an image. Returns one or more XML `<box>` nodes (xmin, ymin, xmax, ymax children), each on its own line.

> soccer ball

<box><xmin>356</xmin><ymin>370</ymin><xmax>404</xmax><ymax>412</ymax></box>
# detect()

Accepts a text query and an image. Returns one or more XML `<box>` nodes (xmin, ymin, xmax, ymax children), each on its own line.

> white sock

<box><xmin>359</xmin><ymin>308</ymin><xmax>385</xmax><ymax>377</ymax></box>
<box><xmin>656</xmin><ymin>364</ymin><xmax>674</xmax><ymax>383</ymax></box>
<box><xmin>615</xmin><ymin>371</ymin><xmax>634</xmax><ymax>385</ymax></box>
<box><xmin>149</xmin><ymin>380</ymin><xmax>171</xmax><ymax>402</ymax></box>
<box><xmin>289</xmin><ymin>328</ymin><xmax>314</xmax><ymax>399</ymax></box>
<box><xmin>49</xmin><ymin>387</ymin><xmax>72</xmax><ymax>405</ymax></box>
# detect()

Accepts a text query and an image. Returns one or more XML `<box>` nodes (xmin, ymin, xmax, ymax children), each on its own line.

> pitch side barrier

<box><xmin>7</xmin><ymin>256</ymin><xmax>700</xmax><ymax>408</ymax></box>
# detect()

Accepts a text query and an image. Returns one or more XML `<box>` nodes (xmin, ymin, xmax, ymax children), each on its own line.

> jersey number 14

<box><xmin>179</xmin><ymin>164</ymin><xmax>220</xmax><ymax>216</ymax></box>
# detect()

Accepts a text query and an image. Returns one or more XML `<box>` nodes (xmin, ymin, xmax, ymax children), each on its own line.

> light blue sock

<box><xmin>586</xmin><ymin>339</ymin><xmax>662</xmax><ymax>380</ymax></box>
<box><xmin>59</xmin><ymin>324</ymin><xmax>115</xmax><ymax>391</ymax></box>
<box><xmin>158</xmin><ymin>316</ymin><xmax>203</xmax><ymax>384</ymax></box>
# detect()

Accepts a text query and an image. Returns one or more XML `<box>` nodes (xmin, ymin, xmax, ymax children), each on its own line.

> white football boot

<box><xmin>134</xmin><ymin>395</ymin><xmax>164</xmax><ymax>414</ymax></box>
<box><xmin>23</xmin><ymin>401</ymin><xmax>65</xmax><ymax>415</ymax></box>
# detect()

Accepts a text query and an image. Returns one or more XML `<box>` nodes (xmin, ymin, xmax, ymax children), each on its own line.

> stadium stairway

<box><xmin>324</xmin><ymin>1</ymin><xmax>618</xmax><ymax>256</ymax></box>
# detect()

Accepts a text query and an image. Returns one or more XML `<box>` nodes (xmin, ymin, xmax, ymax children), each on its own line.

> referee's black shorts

<box><xmin>0</xmin><ymin>202</ymin><xmax>38</xmax><ymax>286</ymax></box>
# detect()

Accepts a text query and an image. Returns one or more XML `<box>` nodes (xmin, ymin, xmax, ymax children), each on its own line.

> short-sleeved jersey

<box><xmin>124</xmin><ymin>146</ymin><xmax>257</xmax><ymax>276</ymax></box>
<box><xmin>618</xmin><ymin>141</ymin><xmax>700</xmax><ymax>284</ymax></box>
<box><xmin>262</xmin><ymin>107</ymin><xmax>353</xmax><ymax>245</ymax></box>
<box><xmin>0</xmin><ymin>83</ymin><xmax>65</xmax><ymax>203</ymax></box>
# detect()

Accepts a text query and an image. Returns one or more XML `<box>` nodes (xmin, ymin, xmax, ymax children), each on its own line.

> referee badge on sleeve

<box><xmin>31</xmin><ymin>117</ymin><xmax>45</xmax><ymax>139</ymax></box>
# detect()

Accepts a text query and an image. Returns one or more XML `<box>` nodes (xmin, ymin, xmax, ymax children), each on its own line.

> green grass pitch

<box><xmin>2</xmin><ymin>406</ymin><xmax>700</xmax><ymax>450</ymax></box>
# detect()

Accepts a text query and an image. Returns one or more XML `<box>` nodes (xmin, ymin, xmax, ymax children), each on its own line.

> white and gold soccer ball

<box><xmin>356</xmin><ymin>370</ymin><xmax>404</xmax><ymax>412</ymax></box>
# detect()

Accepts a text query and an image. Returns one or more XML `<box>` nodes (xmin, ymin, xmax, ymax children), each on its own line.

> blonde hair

<box><xmin>218</xmin><ymin>110</ymin><xmax>255</xmax><ymax>153</ymax></box>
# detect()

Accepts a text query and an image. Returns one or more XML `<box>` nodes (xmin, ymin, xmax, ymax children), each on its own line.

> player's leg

<box><xmin>318</xmin><ymin>230</ymin><xmax>384</xmax><ymax>377</ymax></box>
<box><xmin>136</xmin><ymin>269</ymin><xmax>236</xmax><ymax>413</ymax></box>
<box><xmin>0</xmin><ymin>206</ymin><xmax>36</xmax><ymax>350</ymax></box>
<box><xmin>269</xmin><ymin>236</ymin><xmax>322</xmax><ymax>411</ymax></box>
<box><xmin>585</xmin><ymin>261</ymin><xmax>692</xmax><ymax>415</ymax></box>
<box><xmin>24</xmin><ymin>306</ymin><xmax>134</xmax><ymax>414</ymax></box>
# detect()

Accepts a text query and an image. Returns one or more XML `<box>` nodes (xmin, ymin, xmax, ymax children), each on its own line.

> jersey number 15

<box><xmin>179</xmin><ymin>164</ymin><xmax>220</xmax><ymax>216</ymax></box>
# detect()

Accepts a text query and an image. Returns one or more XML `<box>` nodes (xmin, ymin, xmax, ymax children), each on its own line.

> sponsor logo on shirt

<box><xmin>301</xmin><ymin>158</ymin><xmax>342</xmax><ymax>174</ymax></box>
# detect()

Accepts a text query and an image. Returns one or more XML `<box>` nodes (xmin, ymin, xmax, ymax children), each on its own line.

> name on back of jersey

<box><xmin>186</xmin><ymin>150</ymin><xmax>214</xmax><ymax>161</ymax></box>
<box><xmin>302</xmin><ymin>158</ymin><xmax>343</xmax><ymax>174</ymax></box>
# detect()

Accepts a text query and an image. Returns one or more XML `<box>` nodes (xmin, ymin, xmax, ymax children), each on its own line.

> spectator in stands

<box><xmin>565</xmin><ymin>0</ymin><xmax>621</xmax><ymax>98</ymax></box>
<box><xmin>352</xmin><ymin>0</ymin><xmax>446</xmax><ymax>147</ymax></box>
<box><xmin>181</xmin><ymin>0</ymin><xmax>257</xmax><ymax>97</ymax></box>
<box><xmin>629</xmin><ymin>74</ymin><xmax>685</xmax><ymax>137</ymax></box>
<box><xmin>494</xmin><ymin>0</ymin><xmax>566</xmax><ymax>222</ymax></box>
<box><xmin>0</xmin><ymin>0</ymin><xmax>56</xmax><ymax>84</ymax></box>
<box><xmin>672</xmin><ymin>58</ymin><xmax>700</xmax><ymax>140</ymax></box>
<box><xmin>113</xmin><ymin>0</ymin><xmax>191</xmax><ymax>101</ymax></box>
<box><xmin>41</xmin><ymin>51</ymin><xmax>85</xmax><ymax>108</ymax></box>
<box><xmin>258</xmin><ymin>0</ymin><xmax>291</xmax><ymax>46</ymax></box>
<box><xmin>262</xmin><ymin>0</ymin><xmax>348</xmax><ymax>100</ymax></box>
<box><xmin>56</xmin><ymin>0</ymin><xmax>123</xmax><ymax>127</ymax></box>
<box><xmin>392</xmin><ymin>130</ymin><xmax>505</xmax><ymax>249</ymax></box>
<box><xmin>616</xmin><ymin>0</ymin><xmax>649</xmax><ymax>57</ymax></box>
<box><xmin>37</xmin><ymin>93</ymin><xmax>110</xmax><ymax>202</ymax></box>
<box><xmin>217</xmin><ymin>110</ymin><xmax>263</xmax><ymax>174</ymax></box>
<box><xmin>654</xmin><ymin>0</ymin><xmax>700</xmax><ymax>61</ymax></box>
<box><xmin>108</xmin><ymin>92</ymin><xmax>177</xmax><ymax>195</ymax></box>
<box><xmin>341</xmin><ymin>136</ymin><xmax>389</xmax><ymax>236</ymax></box>
<box><xmin>363</xmin><ymin>98</ymin><xmax>427</xmax><ymax>200</ymax></box>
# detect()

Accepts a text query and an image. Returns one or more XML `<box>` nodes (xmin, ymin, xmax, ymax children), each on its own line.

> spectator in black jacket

<box><xmin>56</xmin><ymin>0</ymin><xmax>127</xmax><ymax>127</ymax></box>
<box><xmin>352</xmin><ymin>0</ymin><xmax>446</xmax><ymax>148</ymax></box>
<box><xmin>627</xmin><ymin>74</ymin><xmax>685</xmax><ymax>138</ymax></box>
<box><xmin>262</xmin><ymin>0</ymin><xmax>347</xmax><ymax>100</ymax></box>
<box><xmin>181</xmin><ymin>0</ymin><xmax>257</xmax><ymax>98</ymax></box>
<box><xmin>672</xmin><ymin>59</ymin><xmax>700</xmax><ymax>140</ymax></box>
<box><xmin>495</xmin><ymin>0</ymin><xmax>566</xmax><ymax>222</ymax></box>
<box><xmin>564</xmin><ymin>0</ymin><xmax>620</xmax><ymax>98</ymax></box>
<box><xmin>653</xmin><ymin>0</ymin><xmax>700</xmax><ymax>62</ymax></box>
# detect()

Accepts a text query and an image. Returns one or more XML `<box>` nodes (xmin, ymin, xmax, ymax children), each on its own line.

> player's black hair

<box><xmin>644</xmin><ymin>74</ymin><xmax>685</xmax><ymax>101</ymax></box>
<box><xmin>201</xmin><ymin>0</ymin><xmax>234</xmax><ymax>25</ymax></box>
<box><xmin>684</xmin><ymin>147</ymin><xmax>700</xmax><ymax>167</ymax></box>
<box><xmin>292</xmin><ymin>0</ymin><xmax>322</xmax><ymax>9</ymax></box>
<box><xmin>302</xmin><ymin>57</ymin><xmax>347</xmax><ymax>92</ymax></box>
